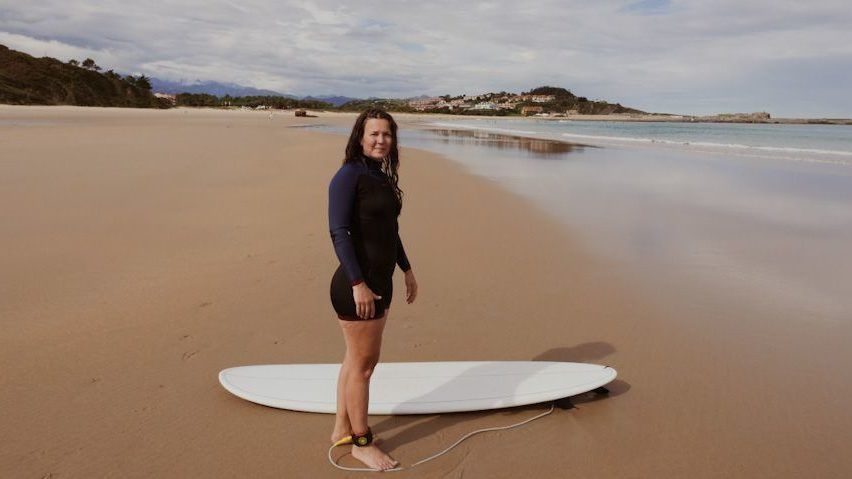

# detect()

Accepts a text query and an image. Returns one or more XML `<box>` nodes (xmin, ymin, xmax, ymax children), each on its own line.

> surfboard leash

<box><xmin>327</xmin><ymin>403</ymin><xmax>556</xmax><ymax>472</ymax></box>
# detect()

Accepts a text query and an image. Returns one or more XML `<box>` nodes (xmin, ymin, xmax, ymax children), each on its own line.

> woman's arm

<box><xmin>328</xmin><ymin>165</ymin><xmax>364</xmax><ymax>286</ymax></box>
<box><xmin>397</xmin><ymin>233</ymin><xmax>417</xmax><ymax>303</ymax></box>
<box><xmin>396</xmin><ymin>232</ymin><xmax>411</xmax><ymax>273</ymax></box>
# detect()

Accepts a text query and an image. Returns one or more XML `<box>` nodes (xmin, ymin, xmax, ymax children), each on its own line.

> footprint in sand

<box><xmin>182</xmin><ymin>350</ymin><xmax>199</xmax><ymax>361</ymax></box>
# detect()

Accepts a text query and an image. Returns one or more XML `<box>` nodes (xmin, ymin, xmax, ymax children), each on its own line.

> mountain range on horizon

<box><xmin>149</xmin><ymin>77</ymin><xmax>293</xmax><ymax>98</ymax></box>
<box><xmin>149</xmin><ymin>77</ymin><xmax>360</xmax><ymax>106</ymax></box>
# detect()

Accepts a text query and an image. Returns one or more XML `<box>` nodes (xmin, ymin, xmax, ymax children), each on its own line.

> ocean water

<box><xmin>314</xmin><ymin>120</ymin><xmax>852</xmax><ymax>321</ymax></box>
<box><xmin>427</xmin><ymin>118</ymin><xmax>852</xmax><ymax>166</ymax></box>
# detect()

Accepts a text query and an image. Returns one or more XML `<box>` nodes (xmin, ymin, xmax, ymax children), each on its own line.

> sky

<box><xmin>1</xmin><ymin>0</ymin><xmax>851</xmax><ymax>117</ymax></box>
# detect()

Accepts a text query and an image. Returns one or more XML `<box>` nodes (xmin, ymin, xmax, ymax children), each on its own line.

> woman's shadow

<box><xmin>365</xmin><ymin>342</ymin><xmax>631</xmax><ymax>458</ymax></box>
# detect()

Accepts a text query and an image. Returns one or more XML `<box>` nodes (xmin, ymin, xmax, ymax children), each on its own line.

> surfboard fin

<box><xmin>555</xmin><ymin>386</ymin><xmax>611</xmax><ymax>410</ymax></box>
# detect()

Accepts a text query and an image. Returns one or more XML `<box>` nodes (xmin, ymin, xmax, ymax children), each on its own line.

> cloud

<box><xmin>1</xmin><ymin>0</ymin><xmax>850</xmax><ymax>116</ymax></box>
<box><xmin>622</xmin><ymin>0</ymin><xmax>672</xmax><ymax>15</ymax></box>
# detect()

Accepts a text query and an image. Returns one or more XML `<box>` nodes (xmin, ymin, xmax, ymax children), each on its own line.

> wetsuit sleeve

<box><xmin>329</xmin><ymin>166</ymin><xmax>364</xmax><ymax>286</ymax></box>
<box><xmin>396</xmin><ymin>233</ymin><xmax>411</xmax><ymax>272</ymax></box>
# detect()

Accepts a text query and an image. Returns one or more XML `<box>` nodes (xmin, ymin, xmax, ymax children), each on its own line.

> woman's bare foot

<box><xmin>331</xmin><ymin>428</ymin><xmax>350</xmax><ymax>445</ymax></box>
<box><xmin>331</xmin><ymin>414</ymin><xmax>353</xmax><ymax>444</ymax></box>
<box><xmin>351</xmin><ymin>444</ymin><xmax>399</xmax><ymax>471</ymax></box>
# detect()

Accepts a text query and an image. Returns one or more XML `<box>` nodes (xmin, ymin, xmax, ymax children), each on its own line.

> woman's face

<box><xmin>361</xmin><ymin>118</ymin><xmax>393</xmax><ymax>160</ymax></box>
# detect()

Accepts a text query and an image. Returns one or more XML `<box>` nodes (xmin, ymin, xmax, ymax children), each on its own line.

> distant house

<box><xmin>521</xmin><ymin>106</ymin><xmax>544</xmax><ymax>116</ymax></box>
<box><xmin>447</xmin><ymin>99</ymin><xmax>473</xmax><ymax>110</ymax></box>
<box><xmin>408</xmin><ymin>97</ymin><xmax>441</xmax><ymax>111</ymax></box>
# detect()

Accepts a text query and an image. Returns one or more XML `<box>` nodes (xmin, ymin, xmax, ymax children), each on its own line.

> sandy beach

<box><xmin>1</xmin><ymin>106</ymin><xmax>849</xmax><ymax>478</ymax></box>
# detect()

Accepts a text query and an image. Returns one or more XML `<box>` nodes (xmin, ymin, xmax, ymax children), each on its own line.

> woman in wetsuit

<box><xmin>328</xmin><ymin>108</ymin><xmax>418</xmax><ymax>471</ymax></box>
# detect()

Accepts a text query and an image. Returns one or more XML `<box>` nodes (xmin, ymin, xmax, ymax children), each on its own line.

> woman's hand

<box><xmin>404</xmin><ymin>269</ymin><xmax>418</xmax><ymax>304</ymax></box>
<box><xmin>352</xmin><ymin>283</ymin><xmax>382</xmax><ymax>319</ymax></box>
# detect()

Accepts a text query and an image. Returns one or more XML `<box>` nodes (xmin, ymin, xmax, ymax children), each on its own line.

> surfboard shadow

<box><xmin>533</xmin><ymin>342</ymin><xmax>616</xmax><ymax>362</ymax></box>
<box><xmin>370</xmin><ymin>342</ymin><xmax>626</xmax><ymax>452</ymax></box>
<box><xmin>533</xmin><ymin>343</ymin><xmax>631</xmax><ymax>402</ymax></box>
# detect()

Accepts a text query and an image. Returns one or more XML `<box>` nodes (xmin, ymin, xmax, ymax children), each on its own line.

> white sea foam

<box><xmin>557</xmin><ymin>132</ymin><xmax>852</xmax><ymax>157</ymax></box>
<box><xmin>557</xmin><ymin>133</ymin><xmax>852</xmax><ymax>165</ymax></box>
<box><xmin>426</xmin><ymin>120</ymin><xmax>852</xmax><ymax>166</ymax></box>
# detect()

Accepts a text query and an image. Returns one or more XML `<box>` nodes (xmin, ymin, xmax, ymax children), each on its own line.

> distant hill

<box><xmin>523</xmin><ymin>85</ymin><xmax>644</xmax><ymax>115</ymax></box>
<box><xmin>303</xmin><ymin>95</ymin><xmax>360</xmax><ymax>107</ymax></box>
<box><xmin>150</xmin><ymin>80</ymin><xmax>357</xmax><ymax>106</ymax></box>
<box><xmin>149</xmin><ymin>77</ymin><xmax>295</xmax><ymax>98</ymax></box>
<box><xmin>0</xmin><ymin>44</ymin><xmax>168</xmax><ymax>108</ymax></box>
<box><xmin>338</xmin><ymin>98</ymin><xmax>414</xmax><ymax>112</ymax></box>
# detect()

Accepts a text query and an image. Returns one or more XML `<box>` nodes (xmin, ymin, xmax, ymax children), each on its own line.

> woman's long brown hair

<box><xmin>344</xmin><ymin>108</ymin><xmax>403</xmax><ymax>206</ymax></box>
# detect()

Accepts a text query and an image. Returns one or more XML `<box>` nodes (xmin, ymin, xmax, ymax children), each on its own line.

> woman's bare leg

<box><xmin>336</xmin><ymin>314</ymin><xmax>398</xmax><ymax>471</ymax></box>
<box><xmin>331</xmin><ymin>361</ymin><xmax>352</xmax><ymax>443</ymax></box>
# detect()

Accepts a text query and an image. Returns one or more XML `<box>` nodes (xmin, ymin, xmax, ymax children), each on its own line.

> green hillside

<box><xmin>521</xmin><ymin>86</ymin><xmax>643</xmax><ymax>115</ymax></box>
<box><xmin>0</xmin><ymin>44</ymin><xmax>169</xmax><ymax>108</ymax></box>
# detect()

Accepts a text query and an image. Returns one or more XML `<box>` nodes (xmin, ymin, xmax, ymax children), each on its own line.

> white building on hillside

<box><xmin>531</xmin><ymin>95</ymin><xmax>555</xmax><ymax>103</ymax></box>
<box><xmin>471</xmin><ymin>102</ymin><xmax>497</xmax><ymax>110</ymax></box>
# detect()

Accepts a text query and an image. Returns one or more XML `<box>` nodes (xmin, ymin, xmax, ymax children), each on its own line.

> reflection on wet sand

<box><xmin>425</xmin><ymin>128</ymin><xmax>591</xmax><ymax>158</ymax></box>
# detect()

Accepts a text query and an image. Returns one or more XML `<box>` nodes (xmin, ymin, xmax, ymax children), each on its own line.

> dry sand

<box><xmin>1</xmin><ymin>106</ymin><xmax>849</xmax><ymax>478</ymax></box>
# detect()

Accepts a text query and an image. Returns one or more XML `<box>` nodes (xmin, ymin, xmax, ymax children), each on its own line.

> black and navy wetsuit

<box><xmin>328</xmin><ymin>157</ymin><xmax>410</xmax><ymax>320</ymax></box>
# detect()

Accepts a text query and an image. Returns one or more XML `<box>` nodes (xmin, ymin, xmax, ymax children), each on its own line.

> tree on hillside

<box><xmin>175</xmin><ymin>93</ymin><xmax>220</xmax><ymax>107</ymax></box>
<box><xmin>136</xmin><ymin>74</ymin><xmax>151</xmax><ymax>90</ymax></box>
<box><xmin>528</xmin><ymin>86</ymin><xmax>575</xmax><ymax>98</ymax></box>
<box><xmin>123</xmin><ymin>74</ymin><xmax>152</xmax><ymax>90</ymax></box>
<box><xmin>81</xmin><ymin>58</ymin><xmax>101</xmax><ymax>71</ymax></box>
<box><xmin>68</xmin><ymin>59</ymin><xmax>79</xmax><ymax>66</ymax></box>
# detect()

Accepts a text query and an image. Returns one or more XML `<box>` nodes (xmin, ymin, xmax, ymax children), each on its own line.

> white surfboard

<box><xmin>219</xmin><ymin>361</ymin><xmax>616</xmax><ymax>414</ymax></box>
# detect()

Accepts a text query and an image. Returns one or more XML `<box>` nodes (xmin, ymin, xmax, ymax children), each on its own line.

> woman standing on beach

<box><xmin>328</xmin><ymin>108</ymin><xmax>418</xmax><ymax>471</ymax></box>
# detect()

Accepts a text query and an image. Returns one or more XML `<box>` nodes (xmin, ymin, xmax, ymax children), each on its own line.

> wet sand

<box><xmin>1</xmin><ymin>106</ymin><xmax>849</xmax><ymax>478</ymax></box>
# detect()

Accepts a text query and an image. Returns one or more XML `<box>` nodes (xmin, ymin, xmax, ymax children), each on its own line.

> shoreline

<box><xmin>398</xmin><ymin>110</ymin><xmax>852</xmax><ymax>125</ymax></box>
<box><xmin>4</xmin><ymin>103</ymin><xmax>851</xmax><ymax>125</ymax></box>
<box><xmin>2</xmin><ymin>106</ymin><xmax>849</xmax><ymax>478</ymax></box>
